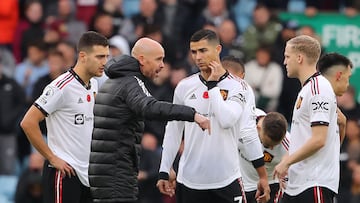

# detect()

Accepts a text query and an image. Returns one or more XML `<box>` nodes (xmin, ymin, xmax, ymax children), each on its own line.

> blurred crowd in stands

<box><xmin>1</xmin><ymin>0</ymin><xmax>360</xmax><ymax>203</ymax></box>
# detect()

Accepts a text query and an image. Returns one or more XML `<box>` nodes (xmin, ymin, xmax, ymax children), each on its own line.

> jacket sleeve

<box><xmin>124</xmin><ymin>76</ymin><xmax>195</xmax><ymax>122</ymax></box>
<box><xmin>159</xmin><ymin>85</ymin><xmax>185</xmax><ymax>175</ymax></box>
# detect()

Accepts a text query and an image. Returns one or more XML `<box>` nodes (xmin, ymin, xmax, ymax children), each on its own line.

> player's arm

<box><xmin>337</xmin><ymin>107</ymin><xmax>346</xmax><ymax>145</ymax></box>
<box><xmin>21</xmin><ymin>106</ymin><xmax>76</xmax><ymax>177</ymax></box>
<box><xmin>274</xmin><ymin>125</ymin><xmax>328</xmax><ymax>178</ymax></box>
<box><xmin>242</xmin><ymin>129</ymin><xmax>270</xmax><ymax>202</ymax></box>
<box><xmin>207</xmin><ymin>61</ymin><xmax>243</xmax><ymax>128</ymax></box>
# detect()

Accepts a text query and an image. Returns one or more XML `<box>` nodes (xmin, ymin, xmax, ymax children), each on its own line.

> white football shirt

<box><xmin>35</xmin><ymin>69</ymin><xmax>98</xmax><ymax>187</ymax></box>
<box><xmin>160</xmin><ymin>73</ymin><xmax>260</xmax><ymax>189</ymax></box>
<box><xmin>286</xmin><ymin>73</ymin><xmax>339</xmax><ymax>195</ymax></box>
<box><xmin>239</xmin><ymin>132</ymin><xmax>290</xmax><ymax>191</ymax></box>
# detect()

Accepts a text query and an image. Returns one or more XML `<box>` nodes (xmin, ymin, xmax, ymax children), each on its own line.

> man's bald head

<box><xmin>131</xmin><ymin>37</ymin><xmax>165</xmax><ymax>80</ymax></box>
<box><xmin>131</xmin><ymin>37</ymin><xmax>164</xmax><ymax>58</ymax></box>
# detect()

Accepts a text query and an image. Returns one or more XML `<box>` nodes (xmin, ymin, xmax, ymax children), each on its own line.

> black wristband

<box><xmin>158</xmin><ymin>172</ymin><xmax>169</xmax><ymax>180</ymax></box>
<box><xmin>252</xmin><ymin>157</ymin><xmax>265</xmax><ymax>168</ymax></box>
<box><xmin>206</xmin><ymin>81</ymin><xmax>218</xmax><ymax>90</ymax></box>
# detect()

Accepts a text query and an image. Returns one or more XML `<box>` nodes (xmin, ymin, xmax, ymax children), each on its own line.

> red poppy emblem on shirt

<box><xmin>87</xmin><ymin>94</ymin><xmax>91</xmax><ymax>102</ymax></box>
<box><xmin>203</xmin><ymin>91</ymin><xmax>209</xmax><ymax>99</ymax></box>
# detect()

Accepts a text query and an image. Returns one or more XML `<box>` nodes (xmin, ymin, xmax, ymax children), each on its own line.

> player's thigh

<box><xmin>281</xmin><ymin>186</ymin><xmax>335</xmax><ymax>203</ymax></box>
<box><xmin>42</xmin><ymin>162</ymin><xmax>84</xmax><ymax>203</ymax></box>
<box><xmin>298</xmin><ymin>186</ymin><xmax>335</xmax><ymax>203</ymax></box>
<box><xmin>212</xmin><ymin>179</ymin><xmax>245</xmax><ymax>203</ymax></box>
<box><xmin>176</xmin><ymin>183</ymin><xmax>211</xmax><ymax>203</ymax></box>
<box><xmin>245</xmin><ymin>190</ymin><xmax>257</xmax><ymax>203</ymax></box>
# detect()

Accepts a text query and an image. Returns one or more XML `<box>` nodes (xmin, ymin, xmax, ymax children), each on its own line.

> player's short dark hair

<box><xmin>221</xmin><ymin>55</ymin><xmax>245</xmax><ymax>74</ymax></box>
<box><xmin>262</xmin><ymin>112</ymin><xmax>287</xmax><ymax>143</ymax></box>
<box><xmin>190</xmin><ymin>29</ymin><xmax>219</xmax><ymax>44</ymax></box>
<box><xmin>77</xmin><ymin>31</ymin><xmax>109</xmax><ymax>53</ymax></box>
<box><xmin>317</xmin><ymin>52</ymin><xmax>353</xmax><ymax>74</ymax></box>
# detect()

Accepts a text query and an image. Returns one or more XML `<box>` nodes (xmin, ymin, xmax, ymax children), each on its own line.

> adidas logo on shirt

<box><xmin>78</xmin><ymin>98</ymin><xmax>84</xmax><ymax>103</ymax></box>
<box><xmin>190</xmin><ymin>94</ymin><xmax>196</xmax><ymax>99</ymax></box>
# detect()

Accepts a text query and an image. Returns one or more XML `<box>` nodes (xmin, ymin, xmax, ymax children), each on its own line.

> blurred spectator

<box><xmin>13</xmin><ymin>0</ymin><xmax>45</xmax><ymax>63</ymax></box>
<box><xmin>89</xmin><ymin>12</ymin><xmax>116</xmax><ymax>38</ymax></box>
<box><xmin>14</xmin><ymin>152</ymin><xmax>44</xmax><ymax>203</ymax></box>
<box><xmin>98</xmin><ymin>0</ymin><xmax>126</xmax><ymax>32</ymax></box>
<box><xmin>244</xmin><ymin>45</ymin><xmax>283</xmax><ymax>112</ymax></box>
<box><xmin>14</xmin><ymin>41</ymin><xmax>49</xmax><ymax>106</ymax></box>
<box><xmin>138</xmin><ymin>133</ymin><xmax>163</xmax><ymax>203</ymax></box>
<box><xmin>232</xmin><ymin>0</ymin><xmax>256</xmax><ymax>33</ymax></box>
<box><xmin>0</xmin><ymin>47</ymin><xmax>17</xmax><ymax>78</ymax></box>
<box><xmin>258</xmin><ymin>0</ymin><xmax>290</xmax><ymax>11</ymax></box>
<box><xmin>241</xmin><ymin>3</ymin><xmax>282</xmax><ymax>62</ymax></box>
<box><xmin>76</xmin><ymin>0</ymin><xmax>99</xmax><ymax>27</ymax></box>
<box><xmin>195</xmin><ymin>0</ymin><xmax>237</xmax><ymax>30</ymax></box>
<box><xmin>120</xmin><ymin>0</ymin><xmax>164</xmax><ymax>45</ymax></box>
<box><xmin>305</xmin><ymin>0</ymin><xmax>357</xmax><ymax>16</ymax></box>
<box><xmin>337</xmin><ymin>85</ymin><xmax>360</xmax><ymax>119</ymax></box>
<box><xmin>0</xmin><ymin>0</ymin><xmax>19</xmax><ymax>49</ymax></box>
<box><xmin>109</xmin><ymin>35</ymin><xmax>131</xmax><ymax>57</ymax></box>
<box><xmin>0</xmin><ymin>62</ymin><xmax>26</xmax><ymax>175</ymax></box>
<box><xmin>218</xmin><ymin>19</ymin><xmax>244</xmax><ymax>60</ymax></box>
<box><xmin>338</xmin><ymin>117</ymin><xmax>360</xmax><ymax>203</ymax></box>
<box><xmin>45</xmin><ymin>0</ymin><xmax>87</xmax><ymax>45</ymax></box>
<box><xmin>350</xmin><ymin>164</ymin><xmax>360</xmax><ymax>203</ymax></box>
<box><xmin>56</xmin><ymin>40</ymin><xmax>77</xmax><ymax>69</ymax></box>
<box><xmin>273</xmin><ymin>20</ymin><xmax>301</xmax><ymax>123</ymax></box>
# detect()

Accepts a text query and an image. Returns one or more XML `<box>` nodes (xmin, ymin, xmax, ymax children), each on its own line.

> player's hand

<box><xmin>207</xmin><ymin>61</ymin><xmax>226</xmax><ymax>81</ymax></box>
<box><xmin>49</xmin><ymin>155</ymin><xmax>76</xmax><ymax>177</ymax></box>
<box><xmin>280</xmin><ymin>177</ymin><xmax>287</xmax><ymax>190</ymax></box>
<box><xmin>194</xmin><ymin>113</ymin><xmax>211</xmax><ymax>134</ymax></box>
<box><xmin>273</xmin><ymin>157</ymin><xmax>289</xmax><ymax>181</ymax></box>
<box><xmin>255</xmin><ymin>177</ymin><xmax>270</xmax><ymax>203</ymax></box>
<box><xmin>157</xmin><ymin>179</ymin><xmax>176</xmax><ymax>197</ymax></box>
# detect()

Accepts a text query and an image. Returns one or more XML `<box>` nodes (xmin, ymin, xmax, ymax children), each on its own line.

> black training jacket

<box><xmin>89</xmin><ymin>55</ymin><xmax>195</xmax><ymax>202</ymax></box>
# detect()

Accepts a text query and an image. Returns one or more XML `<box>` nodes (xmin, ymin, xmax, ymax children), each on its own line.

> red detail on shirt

<box><xmin>203</xmin><ymin>91</ymin><xmax>209</xmax><ymax>99</ymax></box>
<box><xmin>87</xmin><ymin>94</ymin><xmax>91</xmax><ymax>102</ymax></box>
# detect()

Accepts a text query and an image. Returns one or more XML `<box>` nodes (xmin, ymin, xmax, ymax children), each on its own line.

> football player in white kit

<box><xmin>21</xmin><ymin>31</ymin><xmax>110</xmax><ymax>203</ymax></box>
<box><xmin>157</xmin><ymin>29</ymin><xmax>269</xmax><ymax>203</ymax></box>
<box><xmin>274</xmin><ymin>36</ymin><xmax>352</xmax><ymax>203</ymax></box>
<box><xmin>238</xmin><ymin>109</ymin><xmax>289</xmax><ymax>203</ymax></box>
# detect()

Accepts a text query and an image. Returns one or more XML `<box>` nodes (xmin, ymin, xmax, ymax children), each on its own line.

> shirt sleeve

<box><xmin>207</xmin><ymin>86</ymin><xmax>244</xmax><ymax>128</ymax></box>
<box><xmin>34</xmin><ymin>84</ymin><xmax>64</xmax><ymax>116</ymax></box>
<box><xmin>310</xmin><ymin>94</ymin><xmax>331</xmax><ymax>126</ymax></box>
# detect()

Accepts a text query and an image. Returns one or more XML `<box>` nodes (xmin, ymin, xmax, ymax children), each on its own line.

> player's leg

<box><xmin>176</xmin><ymin>182</ymin><xmax>210</xmax><ymax>203</ymax></box>
<box><xmin>269</xmin><ymin>183</ymin><xmax>281</xmax><ymax>203</ymax></box>
<box><xmin>301</xmin><ymin>186</ymin><xmax>335</xmax><ymax>203</ymax></box>
<box><xmin>245</xmin><ymin>190</ymin><xmax>256</xmax><ymax>203</ymax></box>
<box><xmin>42</xmin><ymin>161</ymin><xmax>56</xmax><ymax>203</ymax></box>
<box><xmin>212</xmin><ymin>179</ymin><xmax>246</xmax><ymax>203</ymax></box>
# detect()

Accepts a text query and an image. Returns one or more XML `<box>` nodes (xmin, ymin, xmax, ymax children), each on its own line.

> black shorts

<box><xmin>42</xmin><ymin>160</ymin><xmax>92</xmax><ymax>203</ymax></box>
<box><xmin>245</xmin><ymin>183</ymin><xmax>282</xmax><ymax>203</ymax></box>
<box><xmin>176</xmin><ymin>179</ymin><xmax>246</xmax><ymax>203</ymax></box>
<box><xmin>281</xmin><ymin>186</ymin><xmax>335</xmax><ymax>203</ymax></box>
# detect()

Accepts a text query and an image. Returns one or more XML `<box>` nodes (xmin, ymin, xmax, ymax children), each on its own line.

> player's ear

<box><xmin>215</xmin><ymin>44</ymin><xmax>222</xmax><ymax>55</ymax></box>
<box><xmin>78</xmin><ymin>51</ymin><xmax>86</xmax><ymax>63</ymax></box>
<box><xmin>335</xmin><ymin>71</ymin><xmax>342</xmax><ymax>81</ymax></box>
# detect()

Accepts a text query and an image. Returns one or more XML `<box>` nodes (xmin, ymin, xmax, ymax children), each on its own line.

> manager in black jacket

<box><xmin>89</xmin><ymin>37</ymin><xmax>209</xmax><ymax>203</ymax></box>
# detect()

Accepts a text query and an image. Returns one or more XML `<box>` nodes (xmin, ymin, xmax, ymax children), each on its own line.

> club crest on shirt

<box><xmin>263</xmin><ymin>151</ymin><xmax>274</xmax><ymax>163</ymax></box>
<box><xmin>220</xmin><ymin>89</ymin><xmax>228</xmax><ymax>100</ymax></box>
<box><xmin>296</xmin><ymin>96</ymin><xmax>303</xmax><ymax>109</ymax></box>
<box><xmin>74</xmin><ymin>114</ymin><xmax>84</xmax><ymax>125</ymax></box>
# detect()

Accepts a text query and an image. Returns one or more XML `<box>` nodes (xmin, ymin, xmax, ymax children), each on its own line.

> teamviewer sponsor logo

<box><xmin>74</xmin><ymin>114</ymin><xmax>84</xmax><ymax>125</ymax></box>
